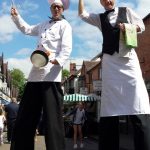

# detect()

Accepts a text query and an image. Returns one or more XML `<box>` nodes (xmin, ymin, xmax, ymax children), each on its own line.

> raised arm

<box><xmin>78</xmin><ymin>0</ymin><xmax>84</xmax><ymax>16</ymax></box>
<box><xmin>10</xmin><ymin>7</ymin><xmax>39</xmax><ymax>36</ymax></box>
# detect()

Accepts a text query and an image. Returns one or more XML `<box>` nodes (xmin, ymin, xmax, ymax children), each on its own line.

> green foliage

<box><xmin>10</xmin><ymin>68</ymin><xmax>26</xmax><ymax>99</ymax></box>
<box><xmin>62</xmin><ymin>69</ymin><xmax>70</xmax><ymax>79</ymax></box>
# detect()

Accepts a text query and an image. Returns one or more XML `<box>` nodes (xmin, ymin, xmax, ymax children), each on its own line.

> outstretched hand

<box><xmin>11</xmin><ymin>7</ymin><xmax>18</xmax><ymax>16</ymax></box>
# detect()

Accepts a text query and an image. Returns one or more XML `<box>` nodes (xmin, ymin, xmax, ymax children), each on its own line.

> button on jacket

<box><xmin>11</xmin><ymin>15</ymin><xmax>72</xmax><ymax>82</ymax></box>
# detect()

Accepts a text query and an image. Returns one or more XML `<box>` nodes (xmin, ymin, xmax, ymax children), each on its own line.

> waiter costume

<box><xmin>80</xmin><ymin>7</ymin><xmax>150</xmax><ymax>150</ymax></box>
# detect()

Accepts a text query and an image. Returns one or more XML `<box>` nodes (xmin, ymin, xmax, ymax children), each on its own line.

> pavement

<box><xmin>89</xmin><ymin>133</ymin><xmax>134</xmax><ymax>150</ymax></box>
<box><xmin>0</xmin><ymin>132</ymin><xmax>98</xmax><ymax>150</ymax></box>
<box><xmin>0</xmin><ymin>132</ymin><xmax>134</xmax><ymax>150</ymax></box>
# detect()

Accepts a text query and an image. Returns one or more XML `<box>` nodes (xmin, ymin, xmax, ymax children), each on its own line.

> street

<box><xmin>0</xmin><ymin>133</ymin><xmax>98</xmax><ymax>150</ymax></box>
<box><xmin>1</xmin><ymin>132</ymin><xmax>135</xmax><ymax>150</ymax></box>
<box><xmin>0</xmin><ymin>131</ymin><xmax>135</xmax><ymax>150</ymax></box>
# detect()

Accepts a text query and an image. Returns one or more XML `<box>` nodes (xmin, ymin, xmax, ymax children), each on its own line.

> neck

<box><xmin>105</xmin><ymin>6</ymin><xmax>115</xmax><ymax>11</ymax></box>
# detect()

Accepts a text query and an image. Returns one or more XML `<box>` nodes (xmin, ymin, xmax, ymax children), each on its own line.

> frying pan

<box><xmin>30</xmin><ymin>50</ymin><xmax>49</xmax><ymax>68</ymax></box>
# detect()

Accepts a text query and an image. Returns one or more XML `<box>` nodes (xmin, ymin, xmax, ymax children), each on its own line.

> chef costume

<box><xmin>10</xmin><ymin>0</ymin><xmax>72</xmax><ymax>150</ymax></box>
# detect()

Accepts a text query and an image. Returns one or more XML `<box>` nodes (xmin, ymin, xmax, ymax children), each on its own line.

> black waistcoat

<box><xmin>100</xmin><ymin>7</ymin><xmax>128</xmax><ymax>55</ymax></box>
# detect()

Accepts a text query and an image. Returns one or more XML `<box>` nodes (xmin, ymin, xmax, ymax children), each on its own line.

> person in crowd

<box><xmin>5</xmin><ymin>97</ymin><xmax>19</xmax><ymax>143</ymax></box>
<box><xmin>66</xmin><ymin>102</ymin><xmax>86</xmax><ymax>149</ymax></box>
<box><xmin>78</xmin><ymin>0</ymin><xmax>150</xmax><ymax>150</ymax></box>
<box><xmin>0</xmin><ymin>106</ymin><xmax>6</xmax><ymax>145</ymax></box>
<box><xmin>10</xmin><ymin>0</ymin><xmax>72</xmax><ymax>149</ymax></box>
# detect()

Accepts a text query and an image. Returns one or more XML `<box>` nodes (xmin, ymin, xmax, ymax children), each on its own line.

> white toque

<box><xmin>51</xmin><ymin>0</ymin><xmax>63</xmax><ymax>6</ymax></box>
<box><xmin>48</xmin><ymin>0</ymin><xmax>70</xmax><ymax>10</ymax></box>
<box><xmin>49</xmin><ymin>0</ymin><xmax>63</xmax><ymax>6</ymax></box>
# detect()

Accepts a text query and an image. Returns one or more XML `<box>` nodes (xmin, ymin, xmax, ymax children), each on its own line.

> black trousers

<box><xmin>99</xmin><ymin>115</ymin><xmax>150</xmax><ymax>150</ymax></box>
<box><xmin>10</xmin><ymin>82</ymin><xmax>65</xmax><ymax>150</ymax></box>
<box><xmin>7</xmin><ymin>120</ymin><xmax>16</xmax><ymax>142</ymax></box>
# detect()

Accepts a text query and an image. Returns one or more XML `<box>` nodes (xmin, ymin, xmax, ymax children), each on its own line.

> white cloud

<box><xmin>16</xmin><ymin>48</ymin><xmax>31</xmax><ymax>56</ymax></box>
<box><xmin>16</xmin><ymin>0</ymin><xmax>39</xmax><ymax>16</ymax></box>
<box><xmin>0</xmin><ymin>1</ymin><xmax>39</xmax><ymax>43</ymax></box>
<box><xmin>6</xmin><ymin>57</ymin><xmax>32</xmax><ymax>78</ymax></box>
<box><xmin>136</xmin><ymin>0</ymin><xmax>150</xmax><ymax>18</ymax></box>
<box><xmin>0</xmin><ymin>2</ymin><xmax>10</xmax><ymax>15</ymax></box>
<box><xmin>0</xmin><ymin>15</ymin><xmax>18</xmax><ymax>43</ymax></box>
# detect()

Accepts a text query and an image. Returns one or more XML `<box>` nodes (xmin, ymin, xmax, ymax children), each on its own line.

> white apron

<box><xmin>100</xmin><ymin>50</ymin><xmax>150</xmax><ymax>117</ymax></box>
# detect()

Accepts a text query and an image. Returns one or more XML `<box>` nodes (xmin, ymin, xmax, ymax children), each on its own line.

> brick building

<box><xmin>136</xmin><ymin>13</ymin><xmax>150</xmax><ymax>95</ymax></box>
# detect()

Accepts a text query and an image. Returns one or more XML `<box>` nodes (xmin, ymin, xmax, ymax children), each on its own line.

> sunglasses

<box><xmin>51</xmin><ymin>5</ymin><xmax>63</xmax><ymax>10</ymax></box>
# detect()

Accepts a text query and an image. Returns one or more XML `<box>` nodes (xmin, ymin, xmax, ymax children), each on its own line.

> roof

<box><xmin>83</xmin><ymin>61</ymin><xmax>100</xmax><ymax>72</ymax></box>
<box><xmin>143</xmin><ymin>13</ymin><xmax>150</xmax><ymax>21</ymax></box>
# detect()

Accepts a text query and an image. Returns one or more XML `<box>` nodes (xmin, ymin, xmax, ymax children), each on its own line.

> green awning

<box><xmin>63</xmin><ymin>93</ymin><xmax>97</xmax><ymax>102</ymax></box>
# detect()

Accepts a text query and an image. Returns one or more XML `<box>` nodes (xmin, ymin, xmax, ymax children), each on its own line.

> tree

<box><xmin>10</xmin><ymin>68</ymin><xmax>26</xmax><ymax>99</ymax></box>
<box><xmin>62</xmin><ymin>69</ymin><xmax>70</xmax><ymax>80</ymax></box>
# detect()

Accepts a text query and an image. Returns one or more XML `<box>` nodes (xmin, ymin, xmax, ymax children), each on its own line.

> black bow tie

<box><xmin>104</xmin><ymin>9</ymin><xmax>115</xmax><ymax>15</ymax></box>
<box><xmin>49</xmin><ymin>17</ymin><xmax>61</xmax><ymax>23</ymax></box>
<box><xmin>49</xmin><ymin>15</ymin><xmax>65</xmax><ymax>23</ymax></box>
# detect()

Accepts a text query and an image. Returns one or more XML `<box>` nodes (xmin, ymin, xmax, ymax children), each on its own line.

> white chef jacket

<box><xmin>12</xmin><ymin>14</ymin><xmax>72</xmax><ymax>82</ymax></box>
<box><xmin>80</xmin><ymin>7</ymin><xmax>150</xmax><ymax>116</ymax></box>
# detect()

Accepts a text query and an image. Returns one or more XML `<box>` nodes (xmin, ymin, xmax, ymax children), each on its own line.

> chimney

<box><xmin>70</xmin><ymin>63</ymin><xmax>76</xmax><ymax>75</ymax></box>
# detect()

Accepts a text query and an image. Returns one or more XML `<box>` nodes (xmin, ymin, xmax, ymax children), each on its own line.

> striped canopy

<box><xmin>63</xmin><ymin>93</ymin><xmax>97</xmax><ymax>102</ymax></box>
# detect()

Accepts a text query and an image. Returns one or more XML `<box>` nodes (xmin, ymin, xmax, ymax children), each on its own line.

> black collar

<box><xmin>104</xmin><ymin>9</ymin><xmax>115</xmax><ymax>15</ymax></box>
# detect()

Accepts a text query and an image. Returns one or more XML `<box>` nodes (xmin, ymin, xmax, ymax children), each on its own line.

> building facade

<box><xmin>137</xmin><ymin>13</ymin><xmax>150</xmax><ymax>95</ymax></box>
<box><xmin>0</xmin><ymin>53</ymin><xmax>18</xmax><ymax>102</ymax></box>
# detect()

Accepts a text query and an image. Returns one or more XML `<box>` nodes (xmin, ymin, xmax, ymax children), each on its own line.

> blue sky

<box><xmin>0</xmin><ymin>0</ymin><xmax>149</xmax><ymax>77</ymax></box>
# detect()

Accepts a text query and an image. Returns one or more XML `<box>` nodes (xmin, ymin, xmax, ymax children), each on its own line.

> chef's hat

<box><xmin>48</xmin><ymin>0</ymin><xmax>69</xmax><ymax>10</ymax></box>
<box><xmin>49</xmin><ymin>0</ymin><xmax>63</xmax><ymax>6</ymax></box>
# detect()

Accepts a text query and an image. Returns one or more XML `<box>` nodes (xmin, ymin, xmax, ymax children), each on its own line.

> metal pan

<box><xmin>30</xmin><ymin>50</ymin><xmax>49</xmax><ymax>68</ymax></box>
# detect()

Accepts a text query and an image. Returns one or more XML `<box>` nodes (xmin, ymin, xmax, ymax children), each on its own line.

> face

<box><xmin>78</xmin><ymin>103</ymin><xmax>84</xmax><ymax>110</ymax></box>
<box><xmin>100</xmin><ymin>0</ymin><xmax>115</xmax><ymax>10</ymax></box>
<box><xmin>50</xmin><ymin>3</ymin><xmax>64</xmax><ymax>19</ymax></box>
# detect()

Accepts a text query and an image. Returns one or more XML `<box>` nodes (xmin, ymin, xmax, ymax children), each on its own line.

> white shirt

<box><xmin>12</xmin><ymin>15</ymin><xmax>72</xmax><ymax>82</ymax></box>
<box><xmin>80</xmin><ymin>7</ymin><xmax>145</xmax><ymax>57</ymax></box>
<box><xmin>80</xmin><ymin>7</ymin><xmax>145</xmax><ymax>32</ymax></box>
<box><xmin>73</xmin><ymin>108</ymin><xmax>85</xmax><ymax>124</ymax></box>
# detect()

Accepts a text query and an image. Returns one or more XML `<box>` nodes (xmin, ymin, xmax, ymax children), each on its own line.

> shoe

<box><xmin>80</xmin><ymin>143</ymin><xmax>84</xmax><ymax>148</ymax></box>
<box><xmin>73</xmin><ymin>144</ymin><xmax>78</xmax><ymax>149</ymax></box>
